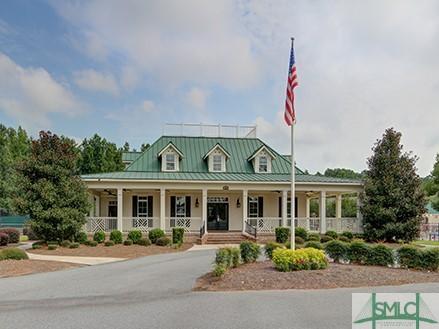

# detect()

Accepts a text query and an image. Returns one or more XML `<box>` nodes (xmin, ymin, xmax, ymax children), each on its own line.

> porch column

<box><xmin>202</xmin><ymin>188</ymin><xmax>208</xmax><ymax>234</ymax></box>
<box><xmin>95</xmin><ymin>195</ymin><xmax>100</xmax><ymax>216</ymax></box>
<box><xmin>356</xmin><ymin>192</ymin><xmax>363</xmax><ymax>232</ymax></box>
<box><xmin>319</xmin><ymin>190</ymin><xmax>326</xmax><ymax>234</ymax></box>
<box><xmin>305</xmin><ymin>197</ymin><xmax>310</xmax><ymax>230</ymax></box>
<box><xmin>160</xmin><ymin>188</ymin><xmax>166</xmax><ymax>230</ymax></box>
<box><xmin>242</xmin><ymin>189</ymin><xmax>248</xmax><ymax>233</ymax></box>
<box><xmin>336</xmin><ymin>194</ymin><xmax>342</xmax><ymax>219</ymax></box>
<box><xmin>117</xmin><ymin>188</ymin><xmax>123</xmax><ymax>231</ymax></box>
<box><xmin>282</xmin><ymin>190</ymin><xmax>288</xmax><ymax>227</ymax></box>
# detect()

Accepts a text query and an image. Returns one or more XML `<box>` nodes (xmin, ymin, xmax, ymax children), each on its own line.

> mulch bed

<box><xmin>194</xmin><ymin>261</ymin><xmax>439</xmax><ymax>291</ymax></box>
<box><xmin>28</xmin><ymin>242</ymin><xmax>193</xmax><ymax>258</ymax></box>
<box><xmin>0</xmin><ymin>260</ymin><xmax>79</xmax><ymax>278</ymax></box>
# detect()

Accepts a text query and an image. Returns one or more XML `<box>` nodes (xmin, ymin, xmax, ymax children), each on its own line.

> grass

<box><xmin>413</xmin><ymin>240</ymin><xmax>439</xmax><ymax>247</ymax></box>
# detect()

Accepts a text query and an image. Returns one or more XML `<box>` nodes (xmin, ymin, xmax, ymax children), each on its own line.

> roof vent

<box><xmin>163</xmin><ymin>123</ymin><xmax>257</xmax><ymax>138</ymax></box>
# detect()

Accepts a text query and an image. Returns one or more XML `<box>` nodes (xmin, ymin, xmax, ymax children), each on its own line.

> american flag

<box><xmin>284</xmin><ymin>39</ymin><xmax>298</xmax><ymax>126</ymax></box>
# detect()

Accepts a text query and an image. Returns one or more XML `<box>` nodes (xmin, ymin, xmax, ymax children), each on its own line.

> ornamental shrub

<box><xmin>0</xmin><ymin>233</ymin><xmax>8</xmax><ymax>246</ymax></box>
<box><xmin>324</xmin><ymin>240</ymin><xmax>348</xmax><ymax>263</ymax></box>
<box><xmin>172</xmin><ymin>227</ymin><xmax>185</xmax><ymax>244</ymax></box>
<box><xmin>109</xmin><ymin>230</ymin><xmax>123</xmax><ymax>244</ymax></box>
<box><xmin>304</xmin><ymin>241</ymin><xmax>322</xmax><ymax>250</ymax></box>
<box><xmin>75</xmin><ymin>231</ymin><xmax>88</xmax><ymax>244</ymax></box>
<box><xmin>367</xmin><ymin>244</ymin><xmax>394</xmax><ymax>266</ymax></box>
<box><xmin>295</xmin><ymin>227</ymin><xmax>308</xmax><ymax>241</ymax></box>
<box><xmin>338</xmin><ymin>235</ymin><xmax>351</xmax><ymax>243</ymax></box>
<box><xmin>69</xmin><ymin>242</ymin><xmax>80</xmax><ymax>249</ymax></box>
<box><xmin>295</xmin><ymin>236</ymin><xmax>305</xmax><ymax>245</ymax></box>
<box><xmin>32</xmin><ymin>242</ymin><xmax>42</xmax><ymax>249</ymax></box>
<box><xmin>0</xmin><ymin>228</ymin><xmax>20</xmax><ymax>244</ymax></box>
<box><xmin>348</xmin><ymin>241</ymin><xmax>371</xmax><ymax>264</ymax></box>
<box><xmin>127</xmin><ymin>230</ymin><xmax>142</xmax><ymax>244</ymax></box>
<box><xmin>419</xmin><ymin>248</ymin><xmax>439</xmax><ymax>271</ymax></box>
<box><xmin>215</xmin><ymin>248</ymin><xmax>232</xmax><ymax>268</ymax></box>
<box><xmin>156</xmin><ymin>236</ymin><xmax>171</xmax><ymax>246</ymax></box>
<box><xmin>88</xmin><ymin>240</ymin><xmax>98</xmax><ymax>247</ymax></box>
<box><xmin>397</xmin><ymin>245</ymin><xmax>420</xmax><ymax>269</ymax></box>
<box><xmin>213</xmin><ymin>264</ymin><xmax>226</xmax><ymax>277</ymax></box>
<box><xmin>23</xmin><ymin>225</ymin><xmax>39</xmax><ymax>240</ymax></box>
<box><xmin>264</xmin><ymin>242</ymin><xmax>284</xmax><ymax>259</ymax></box>
<box><xmin>272</xmin><ymin>248</ymin><xmax>328</xmax><ymax>272</ymax></box>
<box><xmin>275</xmin><ymin>227</ymin><xmax>290</xmax><ymax>244</ymax></box>
<box><xmin>60</xmin><ymin>240</ymin><xmax>71</xmax><ymax>248</ymax></box>
<box><xmin>148</xmin><ymin>228</ymin><xmax>165</xmax><ymax>243</ymax></box>
<box><xmin>230</xmin><ymin>247</ymin><xmax>240</xmax><ymax>268</ymax></box>
<box><xmin>138</xmin><ymin>238</ymin><xmax>151</xmax><ymax>246</ymax></box>
<box><xmin>104</xmin><ymin>240</ymin><xmax>115</xmax><ymax>247</ymax></box>
<box><xmin>325</xmin><ymin>230</ymin><xmax>338</xmax><ymax>240</ymax></box>
<box><xmin>0</xmin><ymin>248</ymin><xmax>28</xmax><ymax>260</ymax></box>
<box><xmin>93</xmin><ymin>230</ymin><xmax>105</xmax><ymax>243</ymax></box>
<box><xmin>123</xmin><ymin>239</ymin><xmax>133</xmax><ymax>246</ymax></box>
<box><xmin>240</xmin><ymin>241</ymin><xmax>261</xmax><ymax>263</ymax></box>
<box><xmin>48</xmin><ymin>244</ymin><xmax>57</xmax><ymax>250</ymax></box>
<box><xmin>320</xmin><ymin>235</ymin><xmax>333</xmax><ymax>243</ymax></box>
<box><xmin>341</xmin><ymin>231</ymin><xmax>354</xmax><ymax>240</ymax></box>
<box><xmin>307</xmin><ymin>233</ymin><xmax>320</xmax><ymax>242</ymax></box>
<box><xmin>46</xmin><ymin>240</ymin><xmax>59</xmax><ymax>245</ymax></box>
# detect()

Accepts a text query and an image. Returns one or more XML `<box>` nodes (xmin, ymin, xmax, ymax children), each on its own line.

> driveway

<box><xmin>0</xmin><ymin>249</ymin><xmax>438</xmax><ymax>329</ymax></box>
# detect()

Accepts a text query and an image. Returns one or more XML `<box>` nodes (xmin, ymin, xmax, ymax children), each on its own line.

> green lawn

<box><xmin>413</xmin><ymin>240</ymin><xmax>439</xmax><ymax>247</ymax></box>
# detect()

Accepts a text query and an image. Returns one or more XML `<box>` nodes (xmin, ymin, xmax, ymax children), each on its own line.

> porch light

<box><xmin>236</xmin><ymin>198</ymin><xmax>241</xmax><ymax>208</ymax></box>
<box><xmin>195</xmin><ymin>198</ymin><xmax>199</xmax><ymax>208</ymax></box>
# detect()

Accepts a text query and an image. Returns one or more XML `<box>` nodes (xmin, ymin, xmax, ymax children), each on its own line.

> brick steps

<box><xmin>202</xmin><ymin>232</ymin><xmax>255</xmax><ymax>244</ymax></box>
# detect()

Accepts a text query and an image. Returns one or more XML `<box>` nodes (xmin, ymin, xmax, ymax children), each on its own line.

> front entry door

<box><xmin>207</xmin><ymin>203</ymin><xmax>229</xmax><ymax>231</ymax></box>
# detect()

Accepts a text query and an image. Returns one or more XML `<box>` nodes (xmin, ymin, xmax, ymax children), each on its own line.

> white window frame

<box><xmin>212</xmin><ymin>154</ymin><xmax>223</xmax><ymax>172</ymax></box>
<box><xmin>165</xmin><ymin>153</ymin><xmax>176</xmax><ymax>171</ymax></box>
<box><xmin>248</xmin><ymin>196</ymin><xmax>259</xmax><ymax>218</ymax></box>
<box><xmin>137</xmin><ymin>196</ymin><xmax>149</xmax><ymax>218</ymax></box>
<box><xmin>259</xmin><ymin>156</ymin><xmax>268</xmax><ymax>173</ymax></box>
<box><xmin>175</xmin><ymin>196</ymin><xmax>186</xmax><ymax>218</ymax></box>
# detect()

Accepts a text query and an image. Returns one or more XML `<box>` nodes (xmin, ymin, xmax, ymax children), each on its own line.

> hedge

<box><xmin>75</xmin><ymin>231</ymin><xmax>88</xmax><ymax>244</ymax></box>
<box><xmin>367</xmin><ymin>244</ymin><xmax>394</xmax><ymax>266</ymax></box>
<box><xmin>0</xmin><ymin>247</ymin><xmax>28</xmax><ymax>261</ymax></box>
<box><xmin>93</xmin><ymin>231</ymin><xmax>105</xmax><ymax>243</ymax></box>
<box><xmin>123</xmin><ymin>239</ymin><xmax>133</xmax><ymax>246</ymax></box>
<box><xmin>148</xmin><ymin>228</ymin><xmax>165</xmax><ymax>243</ymax></box>
<box><xmin>214</xmin><ymin>247</ymin><xmax>240</xmax><ymax>277</ymax></box>
<box><xmin>304</xmin><ymin>241</ymin><xmax>322</xmax><ymax>250</ymax></box>
<box><xmin>275</xmin><ymin>227</ymin><xmax>290</xmax><ymax>244</ymax></box>
<box><xmin>156</xmin><ymin>236</ymin><xmax>171</xmax><ymax>246</ymax></box>
<box><xmin>0</xmin><ymin>228</ymin><xmax>20</xmax><ymax>244</ymax></box>
<box><xmin>348</xmin><ymin>241</ymin><xmax>371</xmax><ymax>264</ymax></box>
<box><xmin>397</xmin><ymin>246</ymin><xmax>439</xmax><ymax>271</ymax></box>
<box><xmin>110</xmin><ymin>230</ymin><xmax>123</xmax><ymax>244</ymax></box>
<box><xmin>325</xmin><ymin>230</ymin><xmax>338</xmax><ymax>240</ymax></box>
<box><xmin>172</xmin><ymin>227</ymin><xmax>184</xmax><ymax>244</ymax></box>
<box><xmin>0</xmin><ymin>232</ymin><xmax>9</xmax><ymax>246</ymax></box>
<box><xmin>138</xmin><ymin>238</ymin><xmax>151</xmax><ymax>246</ymax></box>
<box><xmin>104</xmin><ymin>240</ymin><xmax>115</xmax><ymax>247</ymax></box>
<box><xmin>295</xmin><ymin>227</ymin><xmax>308</xmax><ymax>240</ymax></box>
<box><xmin>272</xmin><ymin>247</ymin><xmax>328</xmax><ymax>272</ymax></box>
<box><xmin>127</xmin><ymin>230</ymin><xmax>142</xmax><ymax>244</ymax></box>
<box><xmin>264</xmin><ymin>242</ymin><xmax>284</xmax><ymax>259</ymax></box>
<box><xmin>307</xmin><ymin>233</ymin><xmax>320</xmax><ymax>242</ymax></box>
<box><xmin>240</xmin><ymin>241</ymin><xmax>260</xmax><ymax>263</ymax></box>
<box><xmin>324</xmin><ymin>240</ymin><xmax>349</xmax><ymax>263</ymax></box>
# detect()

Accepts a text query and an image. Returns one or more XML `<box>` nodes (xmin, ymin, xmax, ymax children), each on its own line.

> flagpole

<box><xmin>290</xmin><ymin>37</ymin><xmax>296</xmax><ymax>250</ymax></box>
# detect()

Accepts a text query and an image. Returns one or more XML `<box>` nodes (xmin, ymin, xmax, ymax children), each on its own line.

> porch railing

<box><xmin>244</xmin><ymin>220</ymin><xmax>257</xmax><ymax>238</ymax></box>
<box><xmin>86</xmin><ymin>217</ymin><xmax>117</xmax><ymax>233</ymax></box>
<box><xmin>165</xmin><ymin>217</ymin><xmax>202</xmax><ymax>233</ymax></box>
<box><xmin>122</xmin><ymin>217</ymin><xmax>159</xmax><ymax>232</ymax></box>
<box><xmin>248</xmin><ymin>217</ymin><xmax>282</xmax><ymax>233</ymax></box>
<box><xmin>326</xmin><ymin>217</ymin><xmax>362</xmax><ymax>233</ymax></box>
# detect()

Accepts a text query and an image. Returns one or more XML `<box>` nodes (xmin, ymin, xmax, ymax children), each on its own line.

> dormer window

<box><xmin>158</xmin><ymin>142</ymin><xmax>184</xmax><ymax>172</ymax></box>
<box><xmin>212</xmin><ymin>155</ymin><xmax>223</xmax><ymax>172</ymax></box>
<box><xmin>204</xmin><ymin>143</ymin><xmax>230</xmax><ymax>173</ymax></box>
<box><xmin>247</xmin><ymin>145</ymin><xmax>276</xmax><ymax>173</ymax></box>
<box><xmin>165</xmin><ymin>154</ymin><xmax>176</xmax><ymax>171</ymax></box>
<box><xmin>259</xmin><ymin>156</ymin><xmax>268</xmax><ymax>173</ymax></box>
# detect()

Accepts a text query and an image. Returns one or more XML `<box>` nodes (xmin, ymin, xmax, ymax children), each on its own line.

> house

<box><xmin>81</xmin><ymin>126</ymin><xmax>363</xmax><ymax>242</ymax></box>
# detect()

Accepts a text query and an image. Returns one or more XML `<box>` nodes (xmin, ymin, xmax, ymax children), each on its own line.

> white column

<box><xmin>336</xmin><ymin>194</ymin><xmax>342</xmax><ymax>219</ymax></box>
<box><xmin>160</xmin><ymin>188</ymin><xmax>166</xmax><ymax>230</ymax></box>
<box><xmin>356</xmin><ymin>192</ymin><xmax>363</xmax><ymax>232</ymax></box>
<box><xmin>282</xmin><ymin>190</ymin><xmax>288</xmax><ymax>227</ymax></box>
<box><xmin>117</xmin><ymin>188</ymin><xmax>123</xmax><ymax>231</ymax></box>
<box><xmin>95</xmin><ymin>195</ymin><xmax>100</xmax><ymax>217</ymax></box>
<box><xmin>305</xmin><ymin>197</ymin><xmax>310</xmax><ymax>230</ymax></box>
<box><xmin>202</xmin><ymin>188</ymin><xmax>208</xmax><ymax>233</ymax></box>
<box><xmin>242</xmin><ymin>189</ymin><xmax>248</xmax><ymax>233</ymax></box>
<box><xmin>319</xmin><ymin>190</ymin><xmax>326</xmax><ymax>234</ymax></box>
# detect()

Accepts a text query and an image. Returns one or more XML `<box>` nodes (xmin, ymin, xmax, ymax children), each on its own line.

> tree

<box><xmin>14</xmin><ymin>131</ymin><xmax>90</xmax><ymax>241</ymax></box>
<box><xmin>323</xmin><ymin>168</ymin><xmax>363</xmax><ymax>179</ymax></box>
<box><xmin>78</xmin><ymin>134</ymin><xmax>124</xmax><ymax>174</ymax></box>
<box><xmin>140</xmin><ymin>143</ymin><xmax>150</xmax><ymax>152</ymax></box>
<box><xmin>425</xmin><ymin>154</ymin><xmax>439</xmax><ymax>211</ymax></box>
<box><xmin>122</xmin><ymin>142</ymin><xmax>130</xmax><ymax>152</ymax></box>
<box><xmin>360</xmin><ymin>128</ymin><xmax>425</xmax><ymax>242</ymax></box>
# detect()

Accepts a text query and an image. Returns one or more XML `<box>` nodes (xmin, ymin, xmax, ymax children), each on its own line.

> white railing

<box><xmin>286</xmin><ymin>217</ymin><xmax>320</xmax><ymax>232</ymax></box>
<box><xmin>420</xmin><ymin>223</ymin><xmax>439</xmax><ymax>240</ymax></box>
<box><xmin>122</xmin><ymin>217</ymin><xmax>159</xmax><ymax>232</ymax></box>
<box><xmin>163</xmin><ymin>123</ymin><xmax>257</xmax><ymax>138</ymax></box>
<box><xmin>86</xmin><ymin>217</ymin><xmax>117</xmax><ymax>233</ymax></box>
<box><xmin>326</xmin><ymin>217</ymin><xmax>363</xmax><ymax>233</ymax></box>
<box><xmin>165</xmin><ymin>217</ymin><xmax>202</xmax><ymax>233</ymax></box>
<box><xmin>248</xmin><ymin>217</ymin><xmax>282</xmax><ymax>233</ymax></box>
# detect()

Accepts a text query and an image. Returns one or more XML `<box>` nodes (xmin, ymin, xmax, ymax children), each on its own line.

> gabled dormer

<box><xmin>247</xmin><ymin>145</ymin><xmax>276</xmax><ymax>173</ymax></box>
<box><xmin>203</xmin><ymin>143</ymin><xmax>230</xmax><ymax>173</ymax></box>
<box><xmin>157</xmin><ymin>142</ymin><xmax>184</xmax><ymax>172</ymax></box>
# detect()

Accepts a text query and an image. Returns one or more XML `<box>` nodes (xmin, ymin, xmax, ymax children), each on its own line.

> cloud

<box><xmin>73</xmin><ymin>69</ymin><xmax>119</xmax><ymax>95</ymax></box>
<box><xmin>141</xmin><ymin>100</ymin><xmax>155</xmax><ymax>113</ymax></box>
<box><xmin>0</xmin><ymin>52</ymin><xmax>83</xmax><ymax>130</ymax></box>
<box><xmin>186</xmin><ymin>87</ymin><xmax>209</xmax><ymax>110</ymax></box>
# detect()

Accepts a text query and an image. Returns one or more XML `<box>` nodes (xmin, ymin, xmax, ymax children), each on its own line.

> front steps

<box><xmin>199</xmin><ymin>231</ymin><xmax>256</xmax><ymax>244</ymax></box>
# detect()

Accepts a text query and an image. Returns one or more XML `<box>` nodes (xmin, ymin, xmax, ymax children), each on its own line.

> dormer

<box><xmin>203</xmin><ymin>143</ymin><xmax>230</xmax><ymax>173</ymax></box>
<box><xmin>157</xmin><ymin>142</ymin><xmax>184</xmax><ymax>172</ymax></box>
<box><xmin>247</xmin><ymin>145</ymin><xmax>276</xmax><ymax>173</ymax></box>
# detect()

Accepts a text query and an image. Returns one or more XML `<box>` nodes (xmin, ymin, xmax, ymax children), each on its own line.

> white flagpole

<box><xmin>290</xmin><ymin>121</ymin><xmax>295</xmax><ymax>249</ymax></box>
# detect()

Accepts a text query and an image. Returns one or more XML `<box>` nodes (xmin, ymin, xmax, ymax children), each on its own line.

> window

<box><xmin>259</xmin><ymin>156</ymin><xmax>268</xmax><ymax>172</ymax></box>
<box><xmin>248</xmin><ymin>197</ymin><xmax>259</xmax><ymax>218</ymax></box>
<box><xmin>137</xmin><ymin>196</ymin><xmax>149</xmax><ymax>217</ymax></box>
<box><xmin>165</xmin><ymin>154</ymin><xmax>176</xmax><ymax>171</ymax></box>
<box><xmin>175</xmin><ymin>196</ymin><xmax>186</xmax><ymax>217</ymax></box>
<box><xmin>212</xmin><ymin>155</ymin><xmax>222</xmax><ymax>171</ymax></box>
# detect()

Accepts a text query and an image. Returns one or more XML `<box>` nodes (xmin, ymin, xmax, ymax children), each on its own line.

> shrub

<box><xmin>48</xmin><ymin>244</ymin><xmax>57</xmax><ymax>250</ymax></box>
<box><xmin>138</xmin><ymin>238</ymin><xmax>151</xmax><ymax>246</ymax></box>
<box><xmin>0</xmin><ymin>228</ymin><xmax>20</xmax><ymax>244</ymax></box>
<box><xmin>123</xmin><ymin>239</ymin><xmax>133</xmax><ymax>246</ymax></box>
<box><xmin>213</xmin><ymin>264</ymin><xmax>226</xmax><ymax>277</ymax></box>
<box><xmin>338</xmin><ymin>235</ymin><xmax>351</xmax><ymax>243</ymax></box>
<box><xmin>324</xmin><ymin>240</ymin><xmax>348</xmax><ymax>263</ymax></box>
<box><xmin>307</xmin><ymin>233</ymin><xmax>320</xmax><ymax>242</ymax></box>
<box><xmin>304</xmin><ymin>241</ymin><xmax>322</xmax><ymax>250</ymax></box>
<box><xmin>295</xmin><ymin>227</ymin><xmax>308</xmax><ymax>240</ymax></box>
<box><xmin>88</xmin><ymin>240</ymin><xmax>98</xmax><ymax>247</ymax></box>
<box><xmin>69</xmin><ymin>242</ymin><xmax>80</xmax><ymax>249</ymax></box>
<box><xmin>275</xmin><ymin>227</ymin><xmax>290</xmax><ymax>244</ymax></box>
<box><xmin>0</xmin><ymin>248</ymin><xmax>28</xmax><ymax>260</ymax></box>
<box><xmin>156</xmin><ymin>236</ymin><xmax>171</xmax><ymax>246</ymax></box>
<box><xmin>320</xmin><ymin>235</ymin><xmax>333</xmax><ymax>243</ymax></box>
<box><xmin>341</xmin><ymin>231</ymin><xmax>354</xmax><ymax>240</ymax></box>
<box><xmin>272</xmin><ymin>248</ymin><xmax>328</xmax><ymax>272</ymax></box>
<box><xmin>240</xmin><ymin>241</ymin><xmax>260</xmax><ymax>263</ymax></box>
<box><xmin>230</xmin><ymin>247</ymin><xmax>240</xmax><ymax>267</ymax></box>
<box><xmin>0</xmin><ymin>233</ymin><xmax>8</xmax><ymax>246</ymax></box>
<box><xmin>215</xmin><ymin>248</ymin><xmax>232</xmax><ymax>268</ymax></box>
<box><xmin>32</xmin><ymin>242</ymin><xmax>42</xmax><ymax>249</ymax></box>
<box><xmin>46</xmin><ymin>240</ymin><xmax>59</xmax><ymax>245</ymax></box>
<box><xmin>419</xmin><ymin>248</ymin><xmax>439</xmax><ymax>271</ymax></box>
<box><xmin>295</xmin><ymin>236</ymin><xmax>305</xmax><ymax>245</ymax></box>
<box><xmin>264</xmin><ymin>242</ymin><xmax>284</xmax><ymax>259</ymax></box>
<box><xmin>60</xmin><ymin>240</ymin><xmax>71</xmax><ymax>248</ymax></box>
<box><xmin>104</xmin><ymin>240</ymin><xmax>115</xmax><ymax>247</ymax></box>
<box><xmin>397</xmin><ymin>245</ymin><xmax>421</xmax><ymax>269</ymax></box>
<box><xmin>109</xmin><ymin>230</ymin><xmax>123</xmax><ymax>244</ymax></box>
<box><xmin>172</xmin><ymin>227</ymin><xmax>185</xmax><ymax>244</ymax></box>
<box><xmin>148</xmin><ymin>228</ymin><xmax>165</xmax><ymax>243</ymax></box>
<box><xmin>93</xmin><ymin>230</ymin><xmax>105</xmax><ymax>243</ymax></box>
<box><xmin>75</xmin><ymin>231</ymin><xmax>88</xmax><ymax>244</ymax></box>
<box><xmin>23</xmin><ymin>225</ymin><xmax>39</xmax><ymax>240</ymax></box>
<box><xmin>127</xmin><ymin>230</ymin><xmax>142</xmax><ymax>244</ymax></box>
<box><xmin>348</xmin><ymin>241</ymin><xmax>371</xmax><ymax>264</ymax></box>
<box><xmin>325</xmin><ymin>230</ymin><xmax>338</xmax><ymax>240</ymax></box>
<box><xmin>353</xmin><ymin>233</ymin><xmax>364</xmax><ymax>240</ymax></box>
<box><xmin>367</xmin><ymin>244</ymin><xmax>394</xmax><ymax>266</ymax></box>
<box><xmin>20</xmin><ymin>235</ymin><xmax>29</xmax><ymax>242</ymax></box>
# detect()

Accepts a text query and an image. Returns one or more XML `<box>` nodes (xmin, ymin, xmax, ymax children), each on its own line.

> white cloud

<box><xmin>0</xmin><ymin>52</ymin><xmax>83</xmax><ymax>130</ymax></box>
<box><xmin>141</xmin><ymin>100</ymin><xmax>155</xmax><ymax>113</ymax></box>
<box><xmin>73</xmin><ymin>69</ymin><xmax>119</xmax><ymax>95</ymax></box>
<box><xmin>186</xmin><ymin>87</ymin><xmax>209</xmax><ymax>110</ymax></box>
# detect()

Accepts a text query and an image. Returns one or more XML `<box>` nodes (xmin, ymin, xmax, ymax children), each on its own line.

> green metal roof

<box><xmin>81</xmin><ymin>136</ymin><xmax>362</xmax><ymax>185</ymax></box>
<box><xmin>122</xmin><ymin>151</ymin><xmax>142</xmax><ymax>162</ymax></box>
<box><xmin>427</xmin><ymin>201</ymin><xmax>439</xmax><ymax>215</ymax></box>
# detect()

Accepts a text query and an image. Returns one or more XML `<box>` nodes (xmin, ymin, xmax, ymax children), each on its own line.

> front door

<box><xmin>207</xmin><ymin>202</ymin><xmax>229</xmax><ymax>231</ymax></box>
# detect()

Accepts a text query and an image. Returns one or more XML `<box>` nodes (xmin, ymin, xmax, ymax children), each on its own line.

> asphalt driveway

<box><xmin>0</xmin><ymin>249</ymin><xmax>438</xmax><ymax>329</ymax></box>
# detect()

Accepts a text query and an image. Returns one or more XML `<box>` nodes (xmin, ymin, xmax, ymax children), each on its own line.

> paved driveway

<box><xmin>0</xmin><ymin>249</ymin><xmax>438</xmax><ymax>329</ymax></box>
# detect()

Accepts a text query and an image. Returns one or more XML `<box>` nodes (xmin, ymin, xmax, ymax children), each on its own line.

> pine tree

<box><xmin>361</xmin><ymin>128</ymin><xmax>426</xmax><ymax>242</ymax></box>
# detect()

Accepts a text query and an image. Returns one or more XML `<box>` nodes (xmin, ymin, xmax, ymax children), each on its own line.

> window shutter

<box><xmin>170</xmin><ymin>196</ymin><xmax>176</xmax><ymax>227</ymax></box>
<box><xmin>258</xmin><ymin>196</ymin><xmax>263</xmax><ymax>217</ymax></box>
<box><xmin>132</xmin><ymin>196</ymin><xmax>138</xmax><ymax>217</ymax></box>
<box><xmin>278</xmin><ymin>197</ymin><xmax>282</xmax><ymax>217</ymax></box>
<box><xmin>147</xmin><ymin>196</ymin><xmax>153</xmax><ymax>217</ymax></box>
<box><xmin>185</xmin><ymin>196</ymin><xmax>191</xmax><ymax>217</ymax></box>
<box><xmin>295</xmin><ymin>197</ymin><xmax>298</xmax><ymax>218</ymax></box>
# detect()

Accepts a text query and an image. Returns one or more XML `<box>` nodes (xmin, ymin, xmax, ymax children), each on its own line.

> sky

<box><xmin>0</xmin><ymin>0</ymin><xmax>438</xmax><ymax>176</ymax></box>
